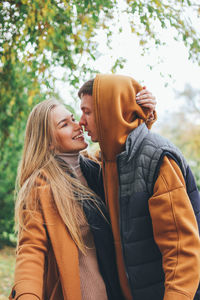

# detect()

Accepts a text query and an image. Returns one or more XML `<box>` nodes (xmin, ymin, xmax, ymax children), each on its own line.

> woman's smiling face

<box><xmin>52</xmin><ymin>105</ymin><xmax>88</xmax><ymax>153</ymax></box>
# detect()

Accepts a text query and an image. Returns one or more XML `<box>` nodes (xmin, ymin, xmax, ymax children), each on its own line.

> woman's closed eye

<box><xmin>62</xmin><ymin>122</ymin><xmax>68</xmax><ymax>127</ymax></box>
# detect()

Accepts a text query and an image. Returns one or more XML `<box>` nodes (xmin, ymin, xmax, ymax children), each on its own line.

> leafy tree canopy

<box><xmin>0</xmin><ymin>0</ymin><xmax>199</xmax><ymax>246</ymax></box>
<box><xmin>1</xmin><ymin>0</ymin><xmax>199</xmax><ymax>145</ymax></box>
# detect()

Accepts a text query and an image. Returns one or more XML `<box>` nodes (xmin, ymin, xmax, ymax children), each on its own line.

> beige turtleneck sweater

<box><xmin>57</xmin><ymin>152</ymin><xmax>108</xmax><ymax>300</ymax></box>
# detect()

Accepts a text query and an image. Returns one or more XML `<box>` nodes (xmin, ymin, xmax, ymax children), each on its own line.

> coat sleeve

<box><xmin>149</xmin><ymin>156</ymin><xmax>200</xmax><ymax>300</ymax></box>
<box><xmin>9</xmin><ymin>187</ymin><xmax>49</xmax><ymax>300</ymax></box>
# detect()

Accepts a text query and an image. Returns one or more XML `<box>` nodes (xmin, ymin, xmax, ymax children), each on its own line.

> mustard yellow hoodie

<box><xmin>93</xmin><ymin>74</ymin><xmax>151</xmax><ymax>299</ymax></box>
<box><xmin>93</xmin><ymin>74</ymin><xmax>200</xmax><ymax>300</ymax></box>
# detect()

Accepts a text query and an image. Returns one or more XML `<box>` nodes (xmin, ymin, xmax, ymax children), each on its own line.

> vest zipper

<box><xmin>116</xmin><ymin>156</ymin><xmax>132</xmax><ymax>289</ymax></box>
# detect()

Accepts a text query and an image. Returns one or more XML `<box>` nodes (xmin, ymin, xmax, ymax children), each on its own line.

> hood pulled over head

<box><xmin>93</xmin><ymin>74</ymin><xmax>148</xmax><ymax>161</ymax></box>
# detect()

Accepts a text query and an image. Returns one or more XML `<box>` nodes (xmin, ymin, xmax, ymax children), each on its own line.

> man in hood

<box><xmin>78</xmin><ymin>74</ymin><xmax>200</xmax><ymax>300</ymax></box>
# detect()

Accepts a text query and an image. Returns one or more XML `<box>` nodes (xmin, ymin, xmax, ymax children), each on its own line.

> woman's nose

<box><xmin>74</xmin><ymin>121</ymin><xmax>81</xmax><ymax>130</ymax></box>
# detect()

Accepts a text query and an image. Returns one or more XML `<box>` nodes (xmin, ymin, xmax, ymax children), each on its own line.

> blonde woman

<box><xmin>9</xmin><ymin>99</ymin><xmax>124</xmax><ymax>300</ymax></box>
<box><xmin>10</xmin><ymin>93</ymin><xmax>156</xmax><ymax>300</ymax></box>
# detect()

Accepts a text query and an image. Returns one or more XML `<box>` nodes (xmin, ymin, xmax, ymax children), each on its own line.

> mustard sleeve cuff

<box><xmin>164</xmin><ymin>290</ymin><xmax>192</xmax><ymax>300</ymax></box>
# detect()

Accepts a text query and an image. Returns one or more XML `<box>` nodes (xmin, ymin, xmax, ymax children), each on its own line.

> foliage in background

<box><xmin>0</xmin><ymin>0</ymin><xmax>116</xmax><ymax>247</ymax></box>
<box><xmin>158</xmin><ymin>85</ymin><xmax>200</xmax><ymax>189</ymax></box>
<box><xmin>0</xmin><ymin>0</ymin><xmax>200</xmax><ymax>247</ymax></box>
<box><xmin>176</xmin><ymin>83</ymin><xmax>200</xmax><ymax>117</ymax></box>
<box><xmin>0</xmin><ymin>247</ymin><xmax>15</xmax><ymax>298</ymax></box>
<box><xmin>125</xmin><ymin>0</ymin><xmax>200</xmax><ymax>62</ymax></box>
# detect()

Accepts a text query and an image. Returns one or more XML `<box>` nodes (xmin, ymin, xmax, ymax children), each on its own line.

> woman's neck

<box><xmin>57</xmin><ymin>152</ymin><xmax>80</xmax><ymax>170</ymax></box>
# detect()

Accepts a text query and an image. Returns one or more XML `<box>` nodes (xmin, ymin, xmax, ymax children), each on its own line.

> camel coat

<box><xmin>9</xmin><ymin>158</ymin><xmax>124</xmax><ymax>300</ymax></box>
<box><xmin>9</xmin><ymin>179</ymin><xmax>82</xmax><ymax>300</ymax></box>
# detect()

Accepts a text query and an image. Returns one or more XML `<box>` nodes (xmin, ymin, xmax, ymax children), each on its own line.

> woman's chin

<box><xmin>81</xmin><ymin>142</ymin><xmax>88</xmax><ymax>150</ymax></box>
<box><xmin>76</xmin><ymin>141</ymin><xmax>88</xmax><ymax>152</ymax></box>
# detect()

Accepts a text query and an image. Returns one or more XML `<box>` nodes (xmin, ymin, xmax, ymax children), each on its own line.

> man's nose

<box><xmin>79</xmin><ymin>115</ymin><xmax>86</xmax><ymax>126</ymax></box>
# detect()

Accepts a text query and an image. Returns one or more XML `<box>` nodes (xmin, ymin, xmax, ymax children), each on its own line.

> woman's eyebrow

<box><xmin>57</xmin><ymin>114</ymin><xmax>73</xmax><ymax>126</ymax></box>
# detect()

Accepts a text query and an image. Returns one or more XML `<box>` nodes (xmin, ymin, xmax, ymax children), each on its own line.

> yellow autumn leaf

<box><xmin>48</xmin><ymin>27</ymin><xmax>54</xmax><ymax>36</ymax></box>
<box><xmin>3</xmin><ymin>42</ymin><xmax>9</xmax><ymax>52</ymax></box>
<box><xmin>21</xmin><ymin>0</ymin><xmax>28</xmax><ymax>4</ymax></box>
<box><xmin>82</xmin><ymin>16</ymin><xmax>89</xmax><ymax>25</ymax></box>
<box><xmin>10</xmin><ymin>97</ymin><xmax>15</xmax><ymax>108</ymax></box>
<box><xmin>42</xmin><ymin>4</ymin><xmax>48</xmax><ymax>18</ymax></box>
<box><xmin>154</xmin><ymin>0</ymin><xmax>162</xmax><ymax>7</ymax></box>
<box><xmin>11</xmin><ymin>52</ymin><xmax>15</xmax><ymax>64</ymax></box>
<box><xmin>85</xmin><ymin>29</ymin><xmax>92</xmax><ymax>39</ymax></box>
<box><xmin>48</xmin><ymin>41</ymin><xmax>54</xmax><ymax>50</ymax></box>
<box><xmin>30</xmin><ymin>11</ymin><xmax>35</xmax><ymax>24</ymax></box>
<box><xmin>27</xmin><ymin>17</ymin><xmax>32</xmax><ymax>27</ymax></box>
<box><xmin>131</xmin><ymin>26</ymin><xmax>135</xmax><ymax>33</ymax></box>
<box><xmin>38</xmin><ymin>36</ymin><xmax>46</xmax><ymax>51</ymax></box>
<box><xmin>37</xmin><ymin>12</ymin><xmax>43</xmax><ymax>22</ymax></box>
<box><xmin>28</xmin><ymin>95</ymin><xmax>33</xmax><ymax>106</ymax></box>
<box><xmin>64</xmin><ymin>1</ymin><xmax>71</xmax><ymax>13</ymax></box>
<box><xmin>139</xmin><ymin>39</ymin><xmax>147</xmax><ymax>45</ymax></box>
<box><xmin>1</xmin><ymin>56</ymin><xmax>6</xmax><ymax>64</ymax></box>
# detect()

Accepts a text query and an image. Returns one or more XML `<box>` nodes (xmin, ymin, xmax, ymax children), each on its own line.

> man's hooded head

<box><xmin>79</xmin><ymin>74</ymin><xmax>149</xmax><ymax>161</ymax></box>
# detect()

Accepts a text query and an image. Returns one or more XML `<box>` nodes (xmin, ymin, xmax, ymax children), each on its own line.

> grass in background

<box><xmin>0</xmin><ymin>247</ymin><xmax>15</xmax><ymax>299</ymax></box>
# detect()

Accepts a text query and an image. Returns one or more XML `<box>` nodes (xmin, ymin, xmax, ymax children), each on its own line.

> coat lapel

<box><xmin>40</xmin><ymin>185</ymin><xmax>82</xmax><ymax>300</ymax></box>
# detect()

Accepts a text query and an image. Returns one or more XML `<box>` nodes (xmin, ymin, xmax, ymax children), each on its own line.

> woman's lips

<box><xmin>73</xmin><ymin>133</ymin><xmax>84</xmax><ymax>140</ymax></box>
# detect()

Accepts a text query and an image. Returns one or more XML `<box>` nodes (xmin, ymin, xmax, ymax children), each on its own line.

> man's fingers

<box><xmin>136</xmin><ymin>92</ymin><xmax>155</xmax><ymax>99</ymax></box>
<box><xmin>137</xmin><ymin>88</ymin><xmax>151</xmax><ymax>96</ymax></box>
<box><xmin>136</xmin><ymin>88</ymin><xmax>157</xmax><ymax>111</ymax></box>
<box><xmin>136</xmin><ymin>99</ymin><xmax>156</xmax><ymax>110</ymax></box>
<box><xmin>138</xmin><ymin>103</ymin><xmax>156</xmax><ymax>110</ymax></box>
<box><xmin>136</xmin><ymin>92</ymin><xmax>155</xmax><ymax>100</ymax></box>
<box><xmin>136</xmin><ymin>99</ymin><xmax>157</xmax><ymax>105</ymax></box>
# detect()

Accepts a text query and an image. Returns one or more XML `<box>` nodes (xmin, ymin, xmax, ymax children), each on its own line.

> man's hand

<box><xmin>136</xmin><ymin>86</ymin><xmax>156</xmax><ymax>121</ymax></box>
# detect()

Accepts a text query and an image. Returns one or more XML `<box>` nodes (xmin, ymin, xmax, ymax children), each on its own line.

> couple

<box><xmin>10</xmin><ymin>74</ymin><xmax>200</xmax><ymax>300</ymax></box>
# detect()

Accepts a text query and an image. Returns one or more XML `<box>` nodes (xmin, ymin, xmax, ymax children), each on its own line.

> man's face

<box><xmin>79</xmin><ymin>94</ymin><xmax>99</xmax><ymax>142</ymax></box>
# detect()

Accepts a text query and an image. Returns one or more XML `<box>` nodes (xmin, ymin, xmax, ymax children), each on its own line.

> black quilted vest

<box><xmin>116</xmin><ymin>123</ymin><xmax>200</xmax><ymax>300</ymax></box>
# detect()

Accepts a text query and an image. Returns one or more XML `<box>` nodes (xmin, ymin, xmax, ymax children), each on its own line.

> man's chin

<box><xmin>87</xmin><ymin>131</ymin><xmax>98</xmax><ymax>142</ymax></box>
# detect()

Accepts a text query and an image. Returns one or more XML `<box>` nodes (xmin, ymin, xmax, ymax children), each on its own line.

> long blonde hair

<box><xmin>15</xmin><ymin>99</ymin><xmax>101</xmax><ymax>253</ymax></box>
